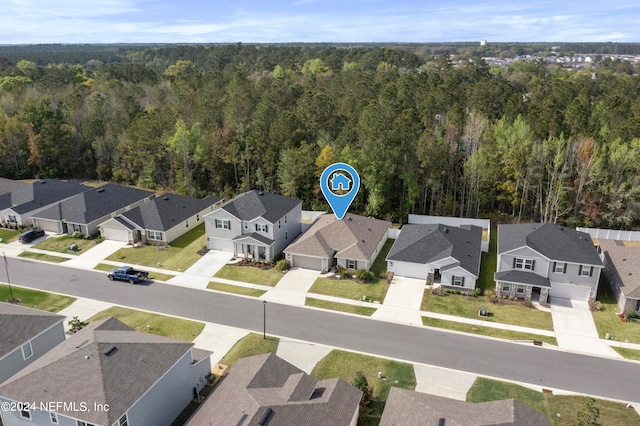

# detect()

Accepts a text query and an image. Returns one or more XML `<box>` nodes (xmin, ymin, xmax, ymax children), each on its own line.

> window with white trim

<box><xmin>22</xmin><ymin>341</ymin><xmax>33</xmax><ymax>359</ymax></box>
<box><xmin>76</xmin><ymin>421</ymin><xmax>96</xmax><ymax>426</ymax></box>
<box><xmin>580</xmin><ymin>265</ymin><xmax>592</xmax><ymax>276</ymax></box>
<box><xmin>118</xmin><ymin>414</ymin><xmax>128</xmax><ymax>426</ymax></box>
<box><xmin>553</xmin><ymin>262</ymin><xmax>566</xmax><ymax>273</ymax></box>
<box><xmin>50</xmin><ymin>412</ymin><xmax>59</xmax><ymax>424</ymax></box>
<box><xmin>215</xmin><ymin>219</ymin><xmax>230</xmax><ymax>229</ymax></box>
<box><xmin>513</xmin><ymin>258</ymin><xmax>535</xmax><ymax>270</ymax></box>
<box><xmin>278</xmin><ymin>219</ymin><xmax>281</xmax><ymax>229</ymax></box>
<box><xmin>196</xmin><ymin>214</ymin><xmax>200</xmax><ymax>222</ymax></box>
<box><xmin>146</xmin><ymin>230</ymin><xmax>163</xmax><ymax>241</ymax></box>
<box><xmin>452</xmin><ymin>276</ymin><xmax>465</xmax><ymax>286</ymax></box>
<box><xmin>8</xmin><ymin>214</ymin><xmax>17</xmax><ymax>223</ymax></box>
<box><xmin>502</xmin><ymin>284</ymin><xmax>510</xmax><ymax>292</ymax></box>
<box><xmin>255</xmin><ymin>223</ymin><xmax>268</xmax><ymax>232</ymax></box>
<box><xmin>185</xmin><ymin>219</ymin><xmax>189</xmax><ymax>228</ymax></box>
<box><xmin>284</xmin><ymin>214</ymin><xmax>288</xmax><ymax>224</ymax></box>
<box><xmin>285</xmin><ymin>231</ymin><xmax>288</xmax><ymax>240</ymax></box>
<box><xmin>347</xmin><ymin>259</ymin><xmax>356</xmax><ymax>269</ymax></box>
<box><xmin>20</xmin><ymin>408</ymin><xmax>31</xmax><ymax>419</ymax></box>
<box><xmin>516</xmin><ymin>285</ymin><xmax>525</xmax><ymax>295</ymax></box>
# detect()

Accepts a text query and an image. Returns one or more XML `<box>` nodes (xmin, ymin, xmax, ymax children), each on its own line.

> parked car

<box><xmin>107</xmin><ymin>266</ymin><xmax>149</xmax><ymax>284</ymax></box>
<box><xmin>18</xmin><ymin>229</ymin><xmax>45</xmax><ymax>244</ymax></box>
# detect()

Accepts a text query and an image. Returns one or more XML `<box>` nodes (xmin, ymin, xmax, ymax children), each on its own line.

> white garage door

<box><xmin>37</xmin><ymin>219</ymin><xmax>61</xmax><ymax>233</ymax></box>
<box><xmin>209</xmin><ymin>237</ymin><xmax>234</xmax><ymax>252</ymax></box>
<box><xmin>392</xmin><ymin>261</ymin><xmax>429</xmax><ymax>280</ymax></box>
<box><xmin>550</xmin><ymin>282</ymin><xmax>592</xmax><ymax>301</ymax></box>
<box><xmin>102</xmin><ymin>227</ymin><xmax>130</xmax><ymax>242</ymax></box>
<box><xmin>291</xmin><ymin>255</ymin><xmax>323</xmax><ymax>271</ymax></box>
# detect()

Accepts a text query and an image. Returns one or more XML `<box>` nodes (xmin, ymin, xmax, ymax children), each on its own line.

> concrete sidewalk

<box><xmin>551</xmin><ymin>298</ymin><xmax>622</xmax><ymax>359</ymax></box>
<box><xmin>276</xmin><ymin>339</ymin><xmax>332</xmax><ymax>373</ymax></box>
<box><xmin>372</xmin><ymin>277</ymin><xmax>425</xmax><ymax>325</ymax></box>
<box><xmin>57</xmin><ymin>297</ymin><xmax>114</xmax><ymax>333</ymax></box>
<box><xmin>414</xmin><ymin>364</ymin><xmax>477</xmax><ymax>400</ymax></box>
<box><xmin>167</xmin><ymin>250</ymin><xmax>233</xmax><ymax>289</ymax></box>
<box><xmin>261</xmin><ymin>267</ymin><xmax>320</xmax><ymax>305</ymax></box>
<box><xmin>192</xmin><ymin>322</ymin><xmax>249</xmax><ymax>365</ymax></box>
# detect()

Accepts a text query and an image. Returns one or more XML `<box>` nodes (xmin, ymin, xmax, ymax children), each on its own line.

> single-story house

<box><xmin>0</xmin><ymin>179</ymin><xmax>87</xmax><ymax>226</ymax></box>
<box><xmin>284</xmin><ymin>213</ymin><xmax>391</xmax><ymax>271</ymax></box>
<box><xmin>379</xmin><ymin>387</ymin><xmax>548</xmax><ymax>426</ymax></box>
<box><xmin>0</xmin><ymin>303</ymin><xmax>66</xmax><ymax>384</ymax></box>
<box><xmin>205</xmin><ymin>190</ymin><xmax>302</xmax><ymax>260</ymax></box>
<box><xmin>0</xmin><ymin>178</ymin><xmax>28</xmax><ymax>196</ymax></box>
<box><xmin>31</xmin><ymin>183</ymin><xmax>155</xmax><ymax>236</ymax></box>
<box><xmin>600</xmin><ymin>239</ymin><xmax>640</xmax><ymax>316</ymax></box>
<box><xmin>386</xmin><ymin>224</ymin><xmax>483</xmax><ymax>291</ymax></box>
<box><xmin>0</xmin><ymin>317</ymin><xmax>211</xmax><ymax>426</ymax></box>
<box><xmin>99</xmin><ymin>193</ymin><xmax>223</xmax><ymax>244</ymax></box>
<box><xmin>186</xmin><ymin>353</ymin><xmax>362</xmax><ymax>426</ymax></box>
<box><xmin>495</xmin><ymin>223</ymin><xmax>603</xmax><ymax>303</ymax></box>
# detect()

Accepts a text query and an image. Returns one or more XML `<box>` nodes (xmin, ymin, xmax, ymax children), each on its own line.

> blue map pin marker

<box><xmin>320</xmin><ymin>163</ymin><xmax>360</xmax><ymax>220</ymax></box>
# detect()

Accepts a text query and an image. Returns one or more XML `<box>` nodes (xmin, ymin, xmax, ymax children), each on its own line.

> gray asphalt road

<box><xmin>7</xmin><ymin>258</ymin><xmax>640</xmax><ymax>403</ymax></box>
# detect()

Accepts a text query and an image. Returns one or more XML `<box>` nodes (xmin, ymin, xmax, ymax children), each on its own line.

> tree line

<box><xmin>1</xmin><ymin>44</ymin><xmax>640</xmax><ymax>228</ymax></box>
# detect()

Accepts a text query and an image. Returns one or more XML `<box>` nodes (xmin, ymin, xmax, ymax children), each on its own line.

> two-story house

<box><xmin>495</xmin><ymin>224</ymin><xmax>603</xmax><ymax>303</ymax></box>
<box><xmin>204</xmin><ymin>190</ymin><xmax>302</xmax><ymax>261</ymax></box>
<box><xmin>0</xmin><ymin>317</ymin><xmax>211</xmax><ymax>426</ymax></box>
<box><xmin>0</xmin><ymin>303</ymin><xmax>66</xmax><ymax>384</ymax></box>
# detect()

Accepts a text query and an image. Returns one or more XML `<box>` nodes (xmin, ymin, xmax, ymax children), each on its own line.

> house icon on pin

<box><xmin>330</xmin><ymin>172</ymin><xmax>351</xmax><ymax>191</ymax></box>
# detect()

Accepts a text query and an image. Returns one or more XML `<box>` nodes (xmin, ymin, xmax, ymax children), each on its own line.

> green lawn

<box><xmin>311</xmin><ymin>349</ymin><xmax>416</xmax><ymax>425</ymax></box>
<box><xmin>305</xmin><ymin>297</ymin><xmax>377</xmax><ymax>316</ymax></box>
<box><xmin>310</xmin><ymin>277</ymin><xmax>389</xmax><ymax>302</ymax></box>
<box><xmin>87</xmin><ymin>306</ymin><xmax>204</xmax><ymax>342</ymax></box>
<box><xmin>0</xmin><ymin>284</ymin><xmax>75</xmax><ymax>312</ymax></box>
<box><xmin>219</xmin><ymin>333</ymin><xmax>279</xmax><ymax>367</ymax></box>
<box><xmin>214</xmin><ymin>264</ymin><xmax>283</xmax><ymax>286</ymax></box>
<box><xmin>476</xmin><ymin>228</ymin><xmax>497</xmax><ymax>292</ymax></box>
<box><xmin>33</xmin><ymin>235</ymin><xmax>102</xmax><ymax>255</ymax></box>
<box><xmin>421</xmin><ymin>290</ymin><xmax>554</xmax><ymax>331</ymax></box>
<box><xmin>0</xmin><ymin>228</ymin><xmax>20</xmax><ymax>243</ymax></box>
<box><xmin>93</xmin><ymin>263</ymin><xmax>174</xmax><ymax>281</ymax></box>
<box><xmin>18</xmin><ymin>252</ymin><xmax>69</xmax><ymax>263</ymax></box>
<box><xmin>106</xmin><ymin>223</ymin><xmax>212</xmax><ymax>271</ymax></box>
<box><xmin>422</xmin><ymin>316</ymin><xmax>557</xmax><ymax>345</ymax></box>
<box><xmin>591</xmin><ymin>274</ymin><xmax>640</xmax><ymax>343</ymax></box>
<box><xmin>370</xmin><ymin>239</ymin><xmax>394</xmax><ymax>278</ymax></box>
<box><xmin>467</xmin><ymin>377</ymin><xmax>640</xmax><ymax>426</ymax></box>
<box><xmin>207</xmin><ymin>281</ymin><xmax>267</xmax><ymax>297</ymax></box>
<box><xmin>612</xmin><ymin>346</ymin><xmax>640</xmax><ymax>361</ymax></box>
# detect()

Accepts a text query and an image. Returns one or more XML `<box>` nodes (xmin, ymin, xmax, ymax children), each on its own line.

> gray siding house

<box><xmin>495</xmin><ymin>224</ymin><xmax>603</xmax><ymax>302</ymax></box>
<box><xmin>187</xmin><ymin>353</ymin><xmax>362</xmax><ymax>426</ymax></box>
<box><xmin>31</xmin><ymin>184</ymin><xmax>155</xmax><ymax>237</ymax></box>
<box><xmin>0</xmin><ymin>317</ymin><xmax>211</xmax><ymax>426</ymax></box>
<box><xmin>284</xmin><ymin>213</ymin><xmax>391</xmax><ymax>271</ymax></box>
<box><xmin>0</xmin><ymin>303</ymin><xmax>65</xmax><ymax>384</ymax></box>
<box><xmin>204</xmin><ymin>190</ymin><xmax>302</xmax><ymax>261</ymax></box>
<box><xmin>600</xmin><ymin>239</ymin><xmax>640</xmax><ymax>316</ymax></box>
<box><xmin>386</xmin><ymin>224</ymin><xmax>483</xmax><ymax>291</ymax></box>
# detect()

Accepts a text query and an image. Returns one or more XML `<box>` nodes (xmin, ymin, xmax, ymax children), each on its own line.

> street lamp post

<box><xmin>263</xmin><ymin>300</ymin><xmax>267</xmax><ymax>339</ymax></box>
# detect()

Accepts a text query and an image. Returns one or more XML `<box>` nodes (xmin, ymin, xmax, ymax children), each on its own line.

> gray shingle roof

<box><xmin>0</xmin><ymin>178</ymin><xmax>28</xmax><ymax>196</ymax></box>
<box><xmin>380</xmin><ymin>387</ymin><xmax>549</xmax><ymax>426</ymax></box>
<box><xmin>220</xmin><ymin>190</ymin><xmax>301</xmax><ymax>223</ymax></box>
<box><xmin>498</xmin><ymin>224</ymin><xmax>602</xmax><ymax>266</ymax></box>
<box><xmin>121</xmin><ymin>193</ymin><xmax>222</xmax><ymax>231</ymax></box>
<box><xmin>0</xmin><ymin>303</ymin><xmax>65</xmax><ymax>359</ymax></box>
<box><xmin>599</xmin><ymin>239</ymin><xmax>640</xmax><ymax>299</ymax></box>
<box><xmin>285</xmin><ymin>214</ymin><xmax>391</xmax><ymax>262</ymax></box>
<box><xmin>494</xmin><ymin>270</ymin><xmax>551</xmax><ymax>288</ymax></box>
<box><xmin>233</xmin><ymin>232</ymin><xmax>275</xmax><ymax>246</ymax></box>
<box><xmin>32</xmin><ymin>183</ymin><xmax>154</xmax><ymax>225</ymax></box>
<box><xmin>2</xmin><ymin>179</ymin><xmax>87</xmax><ymax>214</ymax></box>
<box><xmin>0</xmin><ymin>317</ymin><xmax>194</xmax><ymax>425</ymax></box>
<box><xmin>187</xmin><ymin>353</ymin><xmax>362</xmax><ymax>426</ymax></box>
<box><xmin>387</xmin><ymin>224</ymin><xmax>483</xmax><ymax>276</ymax></box>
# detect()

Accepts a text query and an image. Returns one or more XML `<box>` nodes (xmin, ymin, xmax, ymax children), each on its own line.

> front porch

<box><xmin>494</xmin><ymin>270</ymin><xmax>551</xmax><ymax>303</ymax></box>
<box><xmin>232</xmin><ymin>233</ymin><xmax>275</xmax><ymax>261</ymax></box>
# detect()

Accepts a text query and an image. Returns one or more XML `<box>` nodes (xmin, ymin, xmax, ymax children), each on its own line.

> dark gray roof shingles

<box><xmin>221</xmin><ymin>190</ymin><xmax>301</xmax><ymax>223</ymax></box>
<box><xmin>0</xmin><ymin>303</ymin><xmax>65</xmax><ymax>359</ymax></box>
<box><xmin>7</xmin><ymin>179</ymin><xmax>87</xmax><ymax>214</ymax></box>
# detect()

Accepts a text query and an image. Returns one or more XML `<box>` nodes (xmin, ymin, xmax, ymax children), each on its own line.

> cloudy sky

<box><xmin>1</xmin><ymin>0</ymin><xmax>638</xmax><ymax>44</ymax></box>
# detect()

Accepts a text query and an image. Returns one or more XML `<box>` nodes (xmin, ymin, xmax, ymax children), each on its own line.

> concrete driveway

<box><xmin>63</xmin><ymin>240</ymin><xmax>127</xmax><ymax>269</ymax></box>
<box><xmin>168</xmin><ymin>250</ymin><xmax>233</xmax><ymax>289</ymax></box>
<box><xmin>371</xmin><ymin>276</ymin><xmax>425</xmax><ymax>325</ymax></box>
<box><xmin>550</xmin><ymin>298</ymin><xmax>622</xmax><ymax>359</ymax></box>
<box><xmin>261</xmin><ymin>267</ymin><xmax>320</xmax><ymax>305</ymax></box>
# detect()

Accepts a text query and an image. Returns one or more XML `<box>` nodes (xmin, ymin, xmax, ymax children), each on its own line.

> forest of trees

<box><xmin>1</xmin><ymin>43</ymin><xmax>640</xmax><ymax>228</ymax></box>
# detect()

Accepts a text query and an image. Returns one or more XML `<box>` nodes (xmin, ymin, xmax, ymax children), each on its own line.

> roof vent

<box><xmin>623</xmin><ymin>258</ymin><xmax>627</xmax><ymax>261</ymax></box>
<box><xmin>163</xmin><ymin>196</ymin><xmax>169</xmax><ymax>200</ymax></box>
<box><xmin>97</xmin><ymin>188</ymin><xmax>105</xmax><ymax>193</ymax></box>
<box><xmin>438</xmin><ymin>419</ymin><xmax>446</xmax><ymax>426</ymax></box>
<box><xmin>347</xmin><ymin>217</ymin><xmax>352</xmax><ymax>221</ymax></box>
<box><xmin>258</xmin><ymin>191</ymin><xmax>264</xmax><ymax>196</ymax></box>
<box><xmin>103</xmin><ymin>346</ymin><xmax>118</xmax><ymax>357</ymax></box>
<box><xmin>444</xmin><ymin>228</ymin><xmax>449</xmax><ymax>233</ymax></box>
<box><xmin>257</xmin><ymin>407</ymin><xmax>273</xmax><ymax>425</ymax></box>
<box><xmin>40</xmin><ymin>180</ymin><xmax>46</xmax><ymax>184</ymax></box>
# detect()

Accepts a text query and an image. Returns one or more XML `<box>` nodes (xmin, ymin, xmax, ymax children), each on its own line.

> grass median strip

<box><xmin>0</xmin><ymin>229</ymin><xmax>20</xmax><ymax>243</ymax></box>
<box><xmin>422</xmin><ymin>316</ymin><xmax>557</xmax><ymax>345</ymax></box>
<box><xmin>0</xmin><ymin>284</ymin><xmax>75</xmax><ymax>312</ymax></box>
<box><xmin>34</xmin><ymin>235</ymin><xmax>102</xmax><ymax>255</ymax></box>
<box><xmin>93</xmin><ymin>263</ymin><xmax>174</xmax><ymax>281</ymax></box>
<box><xmin>220</xmin><ymin>333</ymin><xmax>279</xmax><ymax>367</ymax></box>
<box><xmin>18</xmin><ymin>251</ymin><xmax>69</xmax><ymax>263</ymax></box>
<box><xmin>87</xmin><ymin>306</ymin><xmax>204</xmax><ymax>342</ymax></box>
<box><xmin>611</xmin><ymin>346</ymin><xmax>640</xmax><ymax>361</ymax></box>
<box><xmin>207</xmin><ymin>281</ymin><xmax>266</xmax><ymax>297</ymax></box>
<box><xmin>467</xmin><ymin>377</ymin><xmax>640</xmax><ymax>425</ymax></box>
<box><xmin>305</xmin><ymin>297</ymin><xmax>377</xmax><ymax>316</ymax></box>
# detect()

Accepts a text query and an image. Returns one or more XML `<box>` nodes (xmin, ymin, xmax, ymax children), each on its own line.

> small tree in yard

<box><xmin>68</xmin><ymin>316</ymin><xmax>88</xmax><ymax>334</ymax></box>
<box><xmin>575</xmin><ymin>397</ymin><xmax>601</xmax><ymax>426</ymax></box>
<box><xmin>352</xmin><ymin>371</ymin><xmax>374</xmax><ymax>413</ymax></box>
